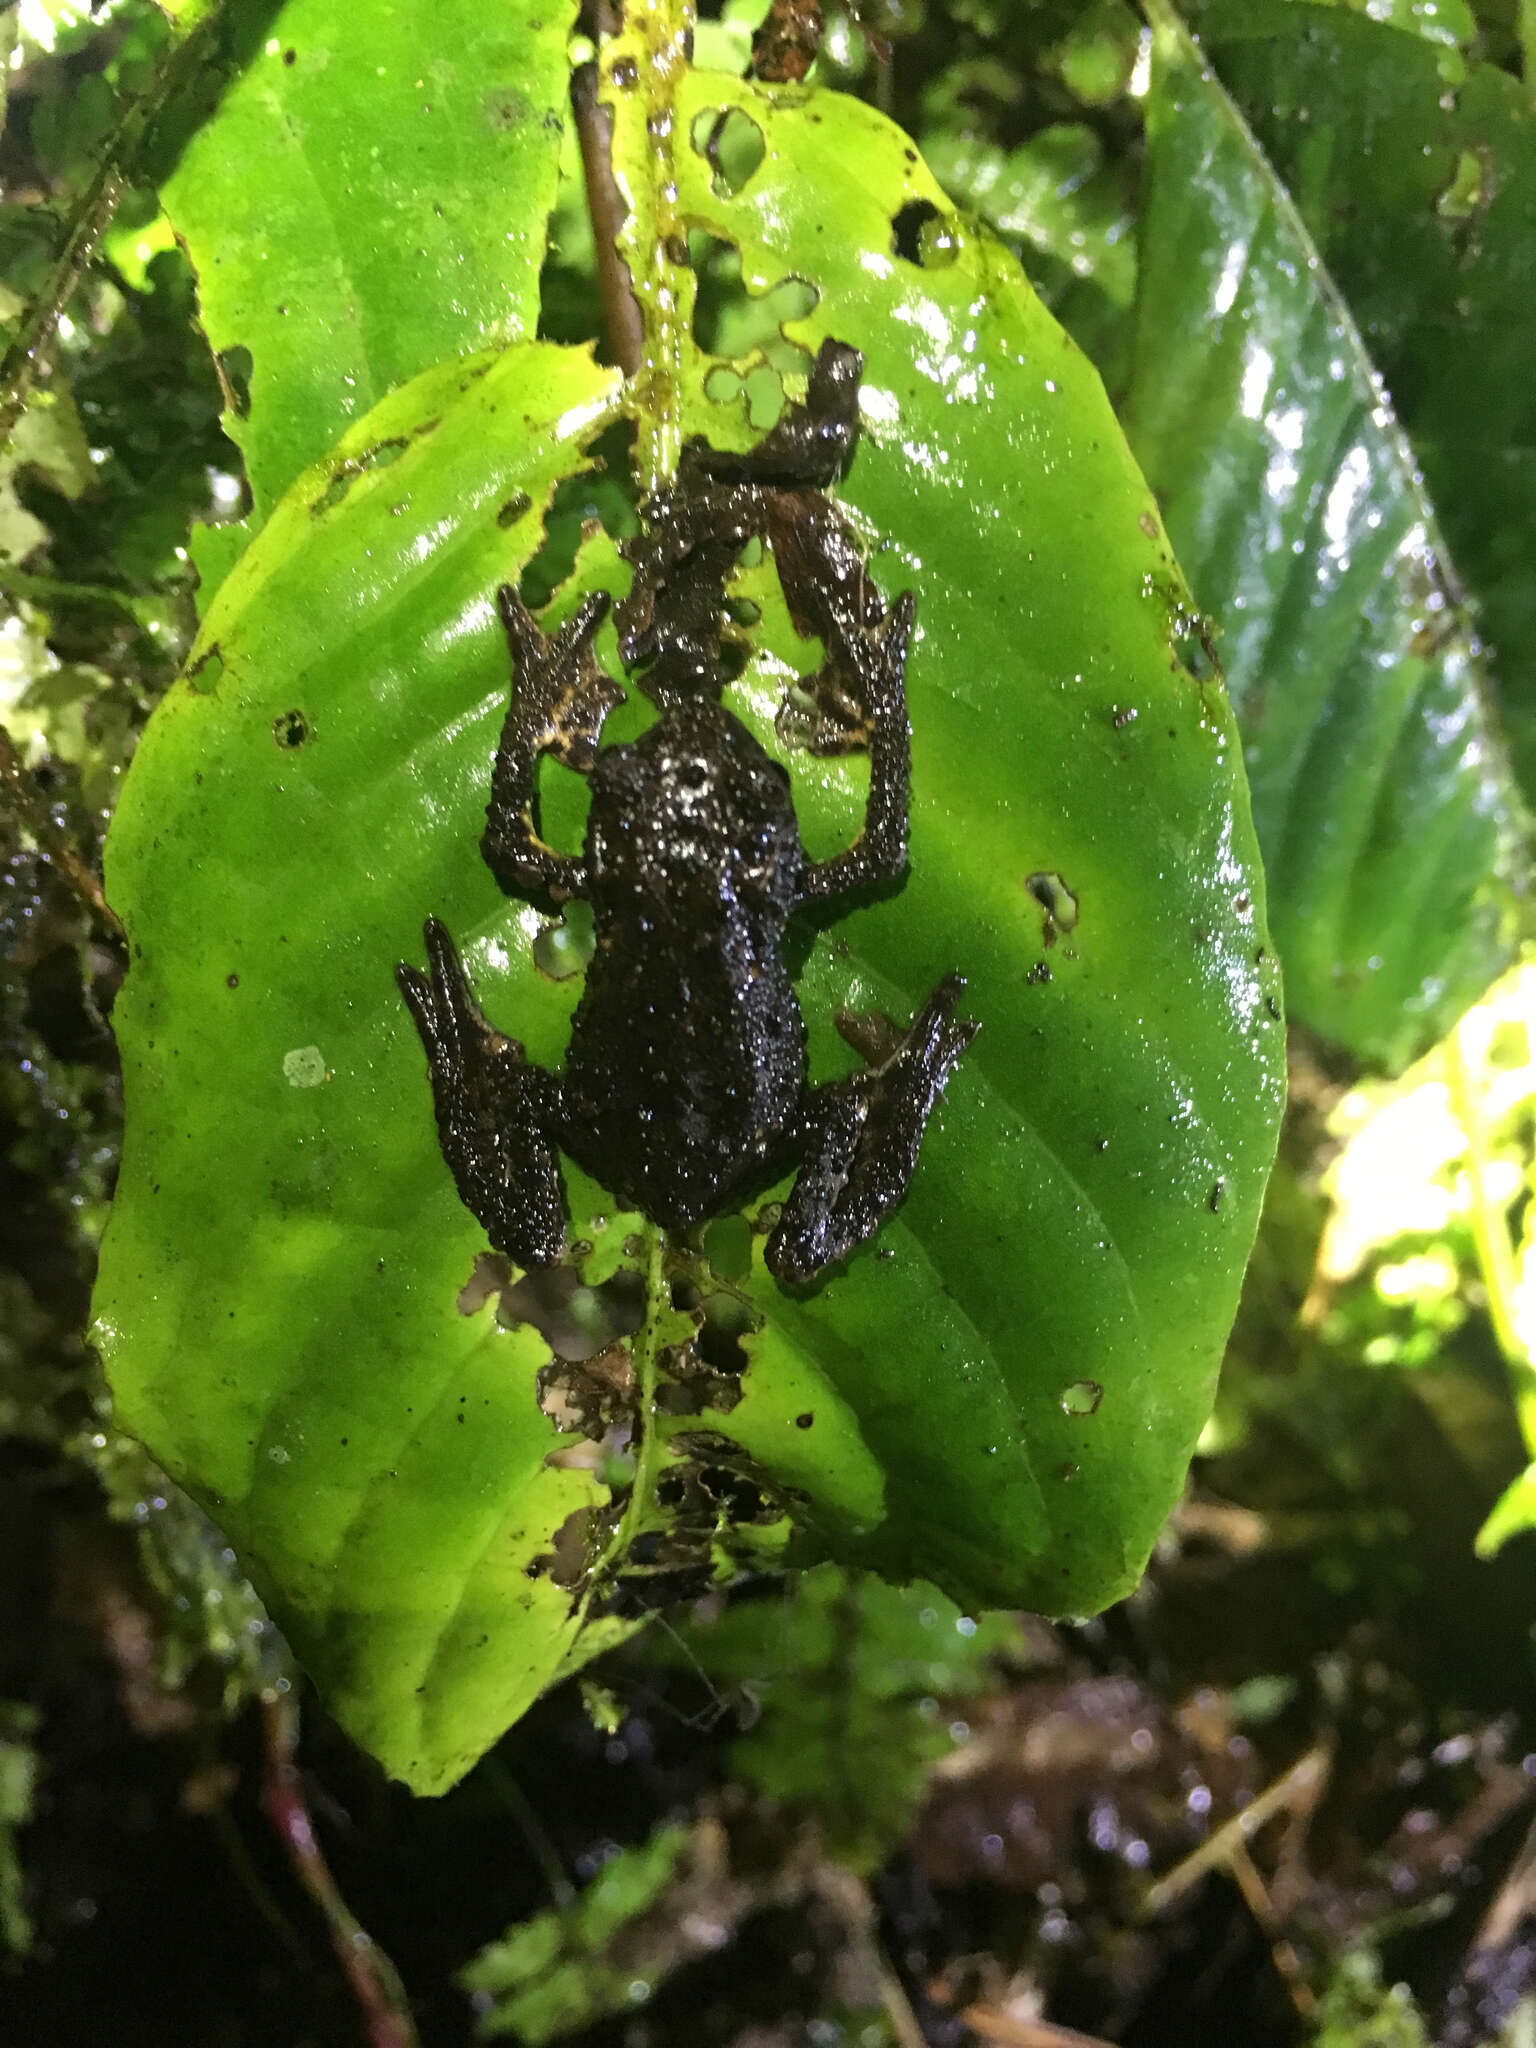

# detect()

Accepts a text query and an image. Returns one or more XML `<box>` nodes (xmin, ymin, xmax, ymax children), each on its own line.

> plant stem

<box><xmin>259</xmin><ymin>1693</ymin><xmax>420</xmax><ymax>2048</ymax></box>
<box><xmin>585</xmin><ymin>1225</ymin><xmax>668</xmax><ymax>1597</ymax></box>
<box><xmin>598</xmin><ymin>0</ymin><xmax>700</xmax><ymax>490</ymax></box>
<box><xmin>1444</xmin><ymin>1022</ymin><xmax>1536</xmax><ymax>1454</ymax></box>
<box><xmin>572</xmin><ymin>60</ymin><xmax>644</xmax><ymax>377</ymax></box>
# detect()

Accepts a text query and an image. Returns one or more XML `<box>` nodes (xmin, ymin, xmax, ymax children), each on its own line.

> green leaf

<box><xmin>630</xmin><ymin>59</ymin><xmax>1283</xmax><ymax>1614</ymax></box>
<box><xmin>94</xmin><ymin>340</ymin><xmax>634</xmax><ymax>1794</ymax></box>
<box><xmin>95</xmin><ymin>40</ymin><xmax>1282</xmax><ymax>1789</ymax></box>
<box><xmin>686</xmin><ymin>1565</ymin><xmax>1024</xmax><ymax>1874</ymax></box>
<box><xmin>1182</xmin><ymin>3</ymin><xmax>1536</xmax><ymax>815</ymax></box>
<box><xmin>1476</xmin><ymin>1457</ymin><xmax>1536</xmax><ymax>1556</ymax></box>
<box><xmin>923</xmin><ymin>121</ymin><xmax>1138</xmax><ymax>389</ymax></box>
<box><xmin>160</xmin><ymin>0</ymin><xmax>576</xmax><ymax>598</ymax></box>
<box><xmin>1122</xmin><ymin>7</ymin><xmax>1523</xmax><ymax>1070</ymax></box>
<box><xmin>460</xmin><ymin>1824</ymin><xmax>692</xmax><ymax>2044</ymax></box>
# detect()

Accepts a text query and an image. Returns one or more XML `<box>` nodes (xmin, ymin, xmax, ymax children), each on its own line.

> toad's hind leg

<box><xmin>397</xmin><ymin>917</ymin><xmax>567</xmax><ymax>1268</ymax></box>
<box><xmin>766</xmin><ymin>977</ymin><xmax>979</xmax><ymax>1284</ymax></box>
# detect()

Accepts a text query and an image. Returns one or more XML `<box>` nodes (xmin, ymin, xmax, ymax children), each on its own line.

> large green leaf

<box><xmin>620</xmin><ymin>52</ymin><xmax>1282</xmax><ymax>1613</ymax></box>
<box><xmin>1181</xmin><ymin>1</ymin><xmax>1536</xmax><ymax>813</ymax></box>
<box><xmin>160</xmin><ymin>0</ymin><xmax>576</xmax><ymax>599</ymax></box>
<box><xmin>95</xmin><ymin>25</ymin><xmax>1283</xmax><ymax>1790</ymax></box>
<box><xmin>95</xmin><ymin>342</ymin><xmax>635</xmax><ymax>1793</ymax></box>
<box><xmin>1120</xmin><ymin>5</ymin><xmax>1523</xmax><ymax>1071</ymax></box>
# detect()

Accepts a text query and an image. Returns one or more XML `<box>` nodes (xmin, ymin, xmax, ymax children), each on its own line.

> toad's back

<box><xmin>558</xmin><ymin>702</ymin><xmax>809</xmax><ymax>1229</ymax></box>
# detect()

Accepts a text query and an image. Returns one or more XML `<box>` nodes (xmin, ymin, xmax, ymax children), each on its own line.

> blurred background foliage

<box><xmin>6</xmin><ymin>0</ymin><xmax>1536</xmax><ymax>2043</ymax></box>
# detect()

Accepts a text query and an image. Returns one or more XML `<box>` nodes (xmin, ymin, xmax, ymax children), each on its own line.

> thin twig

<box><xmin>571</xmin><ymin>59</ymin><xmax>644</xmax><ymax>376</ymax></box>
<box><xmin>808</xmin><ymin>1861</ymin><xmax>928</xmax><ymax>2048</ymax></box>
<box><xmin>0</xmin><ymin>722</ymin><xmax>124</xmax><ymax>937</ymax></box>
<box><xmin>1140</xmin><ymin>1740</ymin><xmax>1332</xmax><ymax>1919</ymax></box>
<box><xmin>260</xmin><ymin>1693</ymin><xmax>420</xmax><ymax>2048</ymax></box>
<box><xmin>0</xmin><ymin>9</ymin><xmax>219</xmax><ymax>453</ymax></box>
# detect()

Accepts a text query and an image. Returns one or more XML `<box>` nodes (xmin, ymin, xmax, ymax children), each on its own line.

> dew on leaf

<box><xmin>1061</xmin><ymin>1379</ymin><xmax>1104</xmax><ymax>1417</ymax></box>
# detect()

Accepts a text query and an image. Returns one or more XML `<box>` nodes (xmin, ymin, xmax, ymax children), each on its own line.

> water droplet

<box><xmin>1061</xmin><ymin>1379</ymin><xmax>1103</xmax><ymax>1417</ymax></box>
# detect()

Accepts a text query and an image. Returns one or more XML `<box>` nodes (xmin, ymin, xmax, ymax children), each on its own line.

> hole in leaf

<box><xmin>1024</xmin><ymin>871</ymin><xmax>1079</xmax><ymax>945</ymax></box>
<box><xmin>518</xmin><ymin>420</ymin><xmax>638</xmax><ymax>610</ymax></box>
<box><xmin>216</xmin><ymin>345</ymin><xmax>252</xmax><ymax>419</ymax></box>
<box><xmin>186</xmin><ymin>646</ymin><xmax>223</xmax><ymax>695</ymax></box>
<box><xmin>891</xmin><ymin>198</ymin><xmax>961</xmax><ymax>268</ymax></box>
<box><xmin>310</xmin><ymin>438</ymin><xmax>408</xmax><ymax>517</ymax></box>
<box><xmin>272</xmin><ymin>709</ymin><xmax>310</xmax><ymax>748</ymax></box>
<box><xmin>690</xmin><ymin>105</ymin><xmax>766</xmax><ymax>196</ymax></box>
<box><xmin>744</xmin><ymin>363</ymin><xmax>786</xmax><ymax>429</ymax></box>
<box><xmin>538</xmin><ymin>1344</ymin><xmax>636</xmax><ymax>1440</ymax></box>
<box><xmin>506</xmin><ymin>1262</ymin><xmax>646</xmax><ymax>1361</ymax></box>
<box><xmin>690</xmin><ymin>234</ymin><xmax>818</xmax><ymax>369</ymax></box>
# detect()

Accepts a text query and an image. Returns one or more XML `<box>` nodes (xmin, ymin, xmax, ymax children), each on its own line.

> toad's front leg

<box><xmin>482</xmin><ymin>587</ymin><xmax>623</xmax><ymax>902</ymax></box>
<box><xmin>766</xmin><ymin>976</ymin><xmax>978</xmax><ymax>1284</ymax></box>
<box><xmin>397</xmin><ymin>917</ymin><xmax>567</xmax><ymax>1268</ymax></box>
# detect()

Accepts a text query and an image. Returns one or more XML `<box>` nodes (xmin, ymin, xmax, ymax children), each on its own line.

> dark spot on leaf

<box><xmin>283</xmin><ymin>46</ymin><xmax>296</xmax><ymax>65</ymax></box>
<box><xmin>1209</xmin><ymin>1180</ymin><xmax>1224</xmax><ymax>1212</ymax></box>
<box><xmin>796</xmin><ymin>1412</ymin><xmax>814</xmax><ymax>1429</ymax></box>
<box><xmin>483</xmin><ymin>85</ymin><xmax>530</xmax><ymax>131</ymax></box>
<box><xmin>272</xmin><ymin>709</ymin><xmax>310</xmax><ymax>749</ymax></box>
<box><xmin>1026</xmin><ymin>961</ymin><xmax>1052</xmax><ymax>985</ymax></box>
<box><xmin>225</xmin><ymin>973</ymin><xmax>239</xmax><ymax>989</ymax></box>
<box><xmin>1113</xmin><ymin>706</ymin><xmax>1138</xmax><ymax>729</ymax></box>
<box><xmin>497</xmin><ymin>490</ymin><xmax>533</xmax><ymax>530</ymax></box>
<box><xmin>610</xmin><ymin>56</ymin><xmax>638</xmax><ymax>87</ymax></box>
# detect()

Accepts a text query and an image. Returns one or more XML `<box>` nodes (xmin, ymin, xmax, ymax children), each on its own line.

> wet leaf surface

<box><xmin>93</xmin><ymin>36</ymin><xmax>1283</xmax><ymax>1788</ymax></box>
<box><xmin>1182</xmin><ymin>0</ymin><xmax>1536</xmax><ymax>812</ymax></box>
<box><xmin>1121</xmin><ymin>7</ymin><xmax>1524</xmax><ymax>1071</ymax></box>
<box><xmin>159</xmin><ymin>0</ymin><xmax>576</xmax><ymax>600</ymax></box>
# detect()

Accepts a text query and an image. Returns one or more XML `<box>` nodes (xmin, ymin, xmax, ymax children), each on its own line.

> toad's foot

<box><xmin>766</xmin><ymin>975</ymin><xmax>978</xmax><ymax>1284</ymax></box>
<box><xmin>397</xmin><ymin>917</ymin><xmax>568</xmax><ymax>1268</ymax></box>
<box><xmin>483</xmin><ymin>589</ymin><xmax>621</xmax><ymax>900</ymax></box>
